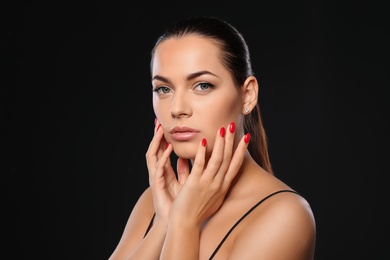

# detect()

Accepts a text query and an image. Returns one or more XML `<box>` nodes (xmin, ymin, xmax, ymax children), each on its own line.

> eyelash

<box><xmin>152</xmin><ymin>86</ymin><xmax>171</xmax><ymax>93</ymax></box>
<box><xmin>152</xmin><ymin>82</ymin><xmax>215</xmax><ymax>93</ymax></box>
<box><xmin>196</xmin><ymin>82</ymin><xmax>214</xmax><ymax>90</ymax></box>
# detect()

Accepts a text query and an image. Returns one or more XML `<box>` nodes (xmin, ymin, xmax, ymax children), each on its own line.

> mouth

<box><xmin>169</xmin><ymin>126</ymin><xmax>200</xmax><ymax>141</ymax></box>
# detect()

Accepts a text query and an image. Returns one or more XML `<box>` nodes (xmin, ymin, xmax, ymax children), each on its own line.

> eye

<box><xmin>153</xmin><ymin>86</ymin><xmax>172</xmax><ymax>94</ymax></box>
<box><xmin>194</xmin><ymin>82</ymin><xmax>214</xmax><ymax>91</ymax></box>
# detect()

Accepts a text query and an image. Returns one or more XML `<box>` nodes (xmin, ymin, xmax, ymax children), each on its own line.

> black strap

<box><xmin>209</xmin><ymin>189</ymin><xmax>299</xmax><ymax>259</ymax></box>
<box><xmin>143</xmin><ymin>212</ymin><xmax>156</xmax><ymax>238</ymax></box>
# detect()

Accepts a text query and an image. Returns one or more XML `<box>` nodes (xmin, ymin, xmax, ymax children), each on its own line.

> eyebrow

<box><xmin>152</xmin><ymin>70</ymin><xmax>219</xmax><ymax>83</ymax></box>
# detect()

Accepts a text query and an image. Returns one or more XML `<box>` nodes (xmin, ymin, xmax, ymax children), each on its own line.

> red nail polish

<box><xmin>220</xmin><ymin>127</ymin><xmax>226</xmax><ymax>137</ymax></box>
<box><xmin>244</xmin><ymin>133</ymin><xmax>251</xmax><ymax>144</ymax></box>
<box><xmin>157</xmin><ymin>124</ymin><xmax>161</xmax><ymax>131</ymax></box>
<box><xmin>229</xmin><ymin>122</ymin><xmax>235</xmax><ymax>133</ymax></box>
<box><xmin>165</xmin><ymin>142</ymin><xmax>170</xmax><ymax>150</ymax></box>
<box><xmin>202</xmin><ymin>138</ymin><xmax>207</xmax><ymax>147</ymax></box>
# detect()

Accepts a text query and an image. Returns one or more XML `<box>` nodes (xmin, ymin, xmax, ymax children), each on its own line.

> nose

<box><xmin>170</xmin><ymin>91</ymin><xmax>191</xmax><ymax>119</ymax></box>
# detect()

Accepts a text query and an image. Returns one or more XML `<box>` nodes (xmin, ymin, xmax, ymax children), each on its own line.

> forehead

<box><xmin>152</xmin><ymin>35</ymin><xmax>225</xmax><ymax>75</ymax></box>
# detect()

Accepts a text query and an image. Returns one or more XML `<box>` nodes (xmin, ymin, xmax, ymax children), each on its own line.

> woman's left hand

<box><xmin>171</xmin><ymin>122</ymin><xmax>250</xmax><ymax>226</ymax></box>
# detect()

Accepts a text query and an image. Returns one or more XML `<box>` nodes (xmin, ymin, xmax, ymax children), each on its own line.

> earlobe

<box><xmin>242</xmin><ymin>76</ymin><xmax>259</xmax><ymax>114</ymax></box>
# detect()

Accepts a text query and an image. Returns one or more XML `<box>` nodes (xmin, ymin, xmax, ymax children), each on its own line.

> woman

<box><xmin>109</xmin><ymin>16</ymin><xmax>316</xmax><ymax>260</ymax></box>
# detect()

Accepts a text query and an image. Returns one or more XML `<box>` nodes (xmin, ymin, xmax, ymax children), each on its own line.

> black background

<box><xmin>3</xmin><ymin>1</ymin><xmax>389</xmax><ymax>259</ymax></box>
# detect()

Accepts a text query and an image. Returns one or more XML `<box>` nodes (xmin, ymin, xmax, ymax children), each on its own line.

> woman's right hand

<box><xmin>145</xmin><ymin>120</ymin><xmax>188</xmax><ymax>228</ymax></box>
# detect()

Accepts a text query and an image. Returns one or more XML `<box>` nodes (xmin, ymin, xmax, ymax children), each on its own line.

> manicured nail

<box><xmin>202</xmin><ymin>138</ymin><xmax>207</xmax><ymax>147</ymax></box>
<box><xmin>220</xmin><ymin>127</ymin><xmax>226</xmax><ymax>137</ymax></box>
<box><xmin>157</xmin><ymin>124</ymin><xmax>161</xmax><ymax>131</ymax></box>
<box><xmin>165</xmin><ymin>142</ymin><xmax>170</xmax><ymax>150</ymax></box>
<box><xmin>244</xmin><ymin>133</ymin><xmax>251</xmax><ymax>144</ymax></box>
<box><xmin>229</xmin><ymin>122</ymin><xmax>235</xmax><ymax>133</ymax></box>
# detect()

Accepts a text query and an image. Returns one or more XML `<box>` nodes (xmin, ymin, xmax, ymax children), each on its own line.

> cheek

<box><xmin>201</xmin><ymin>95</ymin><xmax>241</xmax><ymax>126</ymax></box>
<box><xmin>152</xmin><ymin>100</ymin><xmax>159</xmax><ymax>118</ymax></box>
<box><xmin>153</xmin><ymin>99</ymin><xmax>168</xmax><ymax>123</ymax></box>
<box><xmin>197</xmin><ymin>97</ymin><xmax>242</xmax><ymax>149</ymax></box>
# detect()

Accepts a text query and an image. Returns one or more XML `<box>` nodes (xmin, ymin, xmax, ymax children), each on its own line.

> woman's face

<box><xmin>151</xmin><ymin>35</ymin><xmax>244</xmax><ymax>159</ymax></box>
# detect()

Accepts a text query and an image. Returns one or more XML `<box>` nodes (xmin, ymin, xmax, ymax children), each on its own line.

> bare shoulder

<box><xmin>130</xmin><ymin>187</ymin><xmax>155</xmax><ymax>218</ymax></box>
<box><xmin>124</xmin><ymin>186</ymin><xmax>155</xmax><ymax>234</ymax></box>
<box><xmin>231</xmin><ymin>190</ymin><xmax>316</xmax><ymax>260</ymax></box>
<box><xmin>109</xmin><ymin>187</ymin><xmax>154</xmax><ymax>259</ymax></box>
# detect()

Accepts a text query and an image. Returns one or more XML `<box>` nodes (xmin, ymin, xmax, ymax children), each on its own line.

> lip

<box><xmin>169</xmin><ymin>126</ymin><xmax>200</xmax><ymax>141</ymax></box>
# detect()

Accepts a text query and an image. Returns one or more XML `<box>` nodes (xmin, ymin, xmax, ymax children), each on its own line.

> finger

<box><xmin>155</xmin><ymin>124</ymin><xmax>170</xmax><ymax>160</ymax></box>
<box><xmin>190</xmin><ymin>138</ymin><xmax>207</xmax><ymax>179</ymax></box>
<box><xmin>153</xmin><ymin>142</ymin><xmax>174</xmax><ymax>181</ymax></box>
<box><xmin>147</xmin><ymin>124</ymin><xmax>163</xmax><ymax>153</ymax></box>
<box><xmin>146</xmin><ymin>125</ymin><xmax>167</xmax><ymax>175</ymax></box>
<box><xmin>214</xmin><ymin>122</ymin><xmax>235</xmax><ymax>182</ymax></box>
<box><xmin>202</xmin><ymin>127</ymin><xmax>226</xmax><ymax>178</ymax></box>
<box><xmin>146</xmin><ymin>125</ymin><xmax>162</xmax><ymax>166</ymax></box>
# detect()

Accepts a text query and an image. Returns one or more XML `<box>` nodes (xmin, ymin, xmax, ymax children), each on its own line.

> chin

<box><xmin>172</xmin><ymin>147</ymin><xmax>197</xmax><ymax>160</ymax></box>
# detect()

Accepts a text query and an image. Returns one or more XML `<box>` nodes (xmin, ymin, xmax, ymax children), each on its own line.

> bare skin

<box><xmin>109</xmin><ymin>35</ymin><xmax>316</xmax><ymax>260</ymax></box>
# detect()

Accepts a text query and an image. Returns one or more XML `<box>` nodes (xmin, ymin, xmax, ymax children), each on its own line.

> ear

<box><xmin>241</xmin><ymin>76</ymin><xmax>258</xmax><ymax>114</ymax></box>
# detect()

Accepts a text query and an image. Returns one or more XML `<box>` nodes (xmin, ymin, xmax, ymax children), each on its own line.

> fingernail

<box><xmin>220</xmin><ymin>127</ymin><xmax>226</xmax><ymax>137</ymax></box>
<box><xmin>157</xmin><ymin>124</ymin><xmax>161</xmax><ymax>131</ymax></box>
<box><xmin>202</xmin><ymin>138</ymin><xmax>207</xmax><ymax>147</ymax></box>
<box><xmin>244</xmin><ymin>133</ymin><xmax>251</xmax><ymax>144</ymax></box>
<box><xmin>229</xmin><ymin>122</ymin><xmax>235</xmax><ymax>133</ymax></box>
<box><xmin>165</xmin><ymin>142</ymin><xmax>170</xmax><ymax>150</ymax></box>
